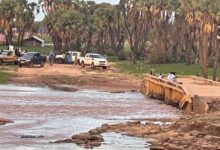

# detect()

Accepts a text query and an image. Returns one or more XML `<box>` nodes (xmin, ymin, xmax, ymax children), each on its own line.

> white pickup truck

<box><xmin>55</xmin><ymin>51</ymin><xmax>82</xmax><ymax>64</ymax></box>
<box><xmin>80</xmin><ymin>53</ymin><xmax>109</xmax><ymax>69</ymax></box>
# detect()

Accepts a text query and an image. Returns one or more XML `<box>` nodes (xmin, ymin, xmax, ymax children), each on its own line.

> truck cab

<box><xmin>55</xmin><ymin>51</ymin><xmax>81</xmax><ymax>64</ymax></box>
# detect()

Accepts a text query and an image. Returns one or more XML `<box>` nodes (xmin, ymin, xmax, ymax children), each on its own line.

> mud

<box><xmin>9</xmin><ymin>64</ymin><xmax>141</xmax><ymax>92</ymax></box>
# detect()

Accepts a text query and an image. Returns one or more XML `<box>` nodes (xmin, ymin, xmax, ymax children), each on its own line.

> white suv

<box><xmin>81</xmin><ymin>53</ymin><xmax>109</xmax><ymax>69</ymax></box>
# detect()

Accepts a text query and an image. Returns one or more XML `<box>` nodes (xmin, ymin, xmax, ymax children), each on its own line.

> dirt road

<box><xmin>178</xmin><ymin>77</ymin><xmax>220</xmax><ymax>98</ymax></box>
<box><xmin>9</xmin><ymin>64</ymin><xmax>141</xmax><ymax>92</ymax></box>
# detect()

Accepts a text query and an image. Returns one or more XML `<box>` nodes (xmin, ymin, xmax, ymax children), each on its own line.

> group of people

<box><xmin>158</xmin><ymin>72</ymin><xmax>176</xmax><ymax>82</ymax></box>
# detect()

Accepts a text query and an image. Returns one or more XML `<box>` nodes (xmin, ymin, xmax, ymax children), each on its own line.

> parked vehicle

<box><xmin>55</xmin><ymin>51</ymin><xmax>82</xmax><ymax>64</ymax></box>
<box><xmin>80</xmin><ymin>53</ymin><xmax>109</xmax><ymax>69</ymax></box>
<box><xmin>18</xmin><ymin>52</ymin><xmax>47</xmax><ymax>67</ymax></box>
<box><xmin>0</xmin><ymin>50</ymin><xmax>19</xmax><ymax>65</ymax></box>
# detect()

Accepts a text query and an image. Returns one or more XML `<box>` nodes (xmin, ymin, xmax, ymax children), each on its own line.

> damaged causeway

<box><xmin>52</xmin><ymin>75</ymin><xmax>220</xmax><ymax>150</ymax></box>
<box><xmin>141</xmin><ymin>74</ymin><xmax>220</xmax><ymax>114</ymax></box>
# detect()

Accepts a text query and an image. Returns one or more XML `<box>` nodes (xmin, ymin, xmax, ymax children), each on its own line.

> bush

<box><xmin>107</xmin><ymin>56</ymin><xmax>118</xmax><ymax>62</ymax></box>
<box><xmin>106</xmin><ymin>49</ymin><xmax>115</xmax><ymax>56</ymax></box>
<box><xmin>118</xmin><ymin>51</ymin><xmax>129</xmax><ymax>60</ymax></box>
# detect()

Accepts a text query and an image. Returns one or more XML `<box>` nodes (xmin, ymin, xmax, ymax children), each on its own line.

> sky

<box><xmin>28</xmin><ymin>0</ymin><xmax>120</xmax><ymax>21</ymax></box>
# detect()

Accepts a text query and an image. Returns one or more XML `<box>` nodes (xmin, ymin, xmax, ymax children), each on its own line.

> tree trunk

<box><xmin>52</xmin><ymin>33</ymin><xmax>62</xmax><ymax>53</ymax></box>
<box><xmin>5</xmin><ymin>26</ymin><xmax>13</xmax><ymax>45</ymax></box>
<box><xmin>17</xmin><ymin>28</ymin><xmax>22</xmax><ymax>47</ymax></box>
<box><xmin>213</xmin><ymin>40</ymin><xmax>220</xmax><ymax>81</ymax></box>
<box><xmin>199</xmin><ymin>33</ymin><xmax>209</xmax><ymax>79</ymax></box>
<box><xmin>86</xmin><ymin>31</ymin><xmax>93</xmax><ymax>53</ymax></box>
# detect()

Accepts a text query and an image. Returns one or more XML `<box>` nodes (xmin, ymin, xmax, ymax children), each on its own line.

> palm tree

<box><xmin>0</xmin><ymin>0</ymin><xmax>16</xmax><ymax>45</ymax></box>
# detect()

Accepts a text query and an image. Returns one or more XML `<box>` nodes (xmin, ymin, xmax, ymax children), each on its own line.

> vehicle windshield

<box><xmin>22</xmin><ymin>53</ymin><xmax>35</xmax><ymax>59</ymax></box>
<box><xmin>91</xmin><ymin>54</ymin><xmax>105</xmax><ymax>59</ymax></box>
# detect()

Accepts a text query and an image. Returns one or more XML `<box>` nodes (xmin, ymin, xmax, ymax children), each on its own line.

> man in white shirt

<box><xmin>167</xmin><ymin>72</ymin><xmax>176</xmax><ymax>82</ymax></box>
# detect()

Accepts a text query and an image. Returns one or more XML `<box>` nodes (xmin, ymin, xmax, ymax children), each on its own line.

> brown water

<box><xmin>0</xmin><ymin>85</ymin><xmax>181</xmax><ymax>150</ymax></box>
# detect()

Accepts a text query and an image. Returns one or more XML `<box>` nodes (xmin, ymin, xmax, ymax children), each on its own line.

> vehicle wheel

<box><xmin>29</xmin><ymin>61</ymin><xmax>34</xmax><ymax>67</ymax></box>
<box><xmin>77</xmin><ymin>60</ymin><xmax>81</xmax><ymax>65</ymax></box>
<box><xmin>14</xmin><ymin>61</ymin><xmax>18</xmax><ymax>65</ymax></box>
<box><xmin>56</xmin><ymin>58</ymin><xmax>64</xmax><ymax>64</ymax></box>
<box><xmin>40</xmin><ymin>61</ymin><xmax>45</xmax><ymax>67</ymax></box>
<box><xmin>19</xmin><ymin>63</ymin><xmax>22</xmax><ymax>67</ymax></box>
<box><xmin>91</xmin><ymin>63</ymin><xmax>96</xmax><ymax>69</ymax></box>
<box><xmin>81</xmin><ymin>61</ymin><xmax>85</xmax><ymax>67</ymax></box>
<box><xmin>0</xmin><ymin>59</ymin><xmax>3</xmax><ymax>65</ymax></box>
<box><xmin>102</xmin><ymin>66</ymin><xmax>107</xmax><ymax>69</ymax></box>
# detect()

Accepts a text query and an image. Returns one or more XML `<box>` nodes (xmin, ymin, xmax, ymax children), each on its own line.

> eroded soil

<box><xmin>9</xmin><ymin>64</ymin><xmax>141</xmax><ymax>92</ymax></box>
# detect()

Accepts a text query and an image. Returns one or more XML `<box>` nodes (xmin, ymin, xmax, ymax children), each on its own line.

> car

<box><xmin>55</xmin><ymin>51</ymin><xmax>82</xmax><ymax>64</ymax></box>
<box><xmin>80</xmin><ymin>53</ymin><xmax>109</xmax><ymax>69</ymax></box>
<box><xmin>0</xmin><ymin>50</ymin><xmax>19</xmax><ymax>65</ymax></box>
<box><xmin>18</xmin><ymin>52</ymin><xmax>47</xmax><ymax>67</ymax></box>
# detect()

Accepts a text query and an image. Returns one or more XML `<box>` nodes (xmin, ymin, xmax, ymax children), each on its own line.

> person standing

<box><xmin>49</xmin><ymin>51</ymin><xmax>54</xmax><ymax>66</ymax></box>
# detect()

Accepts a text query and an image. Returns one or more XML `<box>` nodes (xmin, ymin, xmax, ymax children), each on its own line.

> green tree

<box><xmin>0</xmin><ymin>0</ymin><xmax>17</xmax><ymax>45</ymax></box>
<box><xmin>15</xmin><ymin>0</ymin><xmax>39</xmax><ymax>46</ymax></box>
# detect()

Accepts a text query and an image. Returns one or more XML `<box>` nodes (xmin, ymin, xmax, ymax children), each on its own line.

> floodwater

<box><xmin>0</xmin><ymin>85</ymin><xmax>181</xmax><ymax>150</ymax></box>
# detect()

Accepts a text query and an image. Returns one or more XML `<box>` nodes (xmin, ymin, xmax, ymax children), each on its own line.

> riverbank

<box><xmin>9</xmin><ymin>64</ymin><xmax>141</xmax><ymax>92</ymax></box>
<box><xmin>0</xmin><ymin>65</ymin><xmax>17</xmax><ymax>84</ymax></box>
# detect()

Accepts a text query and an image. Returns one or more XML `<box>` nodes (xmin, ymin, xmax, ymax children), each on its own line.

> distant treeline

<box><xmin>1</xmin><ymin>0</ymin><xmax>220</xmax><ymax>79</ymax></box>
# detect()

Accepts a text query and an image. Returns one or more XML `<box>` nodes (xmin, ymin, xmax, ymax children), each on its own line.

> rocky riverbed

<box><xmin>55</xmin><ymin>113</ymin><xmax>220</xmax><ymax>150</ymax></box>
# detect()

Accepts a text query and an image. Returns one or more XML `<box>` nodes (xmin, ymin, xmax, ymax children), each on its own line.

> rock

<box><xmin>53</xmin><ymin>138</ymin><xmax>72</xmax><ymax>143</ymax></box>
<box><xmin>150</xmin><ymin>146</ymin><xmax>165</xmax><ymax>150</ymax></box>
<box><xmin>166</xmin><ymin>143</ymin><xmax>182</xmax><ymax>150</ymax></box>
<box><xmin>71</xmin><ymin>139</ymin><xmax>86</xmax><ymax>145</ymax></box>
<box><xmin>110</xmin><ymin>90</ymin><xmax>125</xmax><ymax>93</ymax></box>
<box><xmin>160</xmin><ymin>136</ymin><xmax>170</xmax><ymax>142</ymax></box>
<box><xmin>70</xmin><ymin>132</ymin><xmax>104</xmax><ymax>148</ymax></box>
<box><xmin>204</xmin><ymin>135</ymin><xmax>220</xmax><ymax>141</ymax></box>
<box><xmin>89</xmin><ymin>127</ymin><xmax>106</xmax><ymax>135</ymax></box>
<box><xmin>181</xmin><ymin>133</ymin><xmax>194</xmax><ymax>140</ymax></box>
<box><xmin>183</xmin><ymin>145</ymin><xmax>190</xmax><ymax>148</ymax></box>
<box><xmin>127</xmin><ymin>121</ymin><xmax>141</xmax><ymax>125</ymax></box>
<box><xmin>197</xmin><ymin>133</ymin><xmax>206</xmax><ymax>138</ymax></box>
<box><xmin>71</xmin><ymin>133</ymin><xmax>103</xmax><ymax>141</ymax></box>
<box><xmin>130</xmin><ymin>90</ymin><xmax>138</xmax><ymax>92</ymax></box>
<box><xmin>55</xmin><ymin>132</ymin><xmax>104</xmax><ymax>149</ymax></box>
<box><xmin>192</xmin><ymin>96</ymin><xmax>209</xmax><ymax>114</ymax></box>
<box><xmin>49</xmin><ymin>84</ymin><xmax>78</xmax><ymax>92</ymax></box>
<box><xmin>0</xmin><ymin>118</ymin><xmax>14</xmax><ymax>125</ymax></box>
<box><xmin>205</xmin><ymin>124</ymin><xmax>220</xmax><ymax>136</ymax></box>
<box><xmin>101</xmin><ymin>124</ymin><xmax>110</xmax><ymax>129</ymax></box>
<box><xmin>202</xmin><ymin>144</ymin><xmax>209</xmax><ymax>149</ymax></box>
<box><xmin>190</xmin><ymin>130</ymin><xmax>200</xmax><ymax>136</ymax></box>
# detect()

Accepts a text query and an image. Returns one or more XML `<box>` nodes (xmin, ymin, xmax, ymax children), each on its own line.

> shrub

<box><xmin>118</xmin><ymin>51</ymin><xmax>129</xmax><ymax>60</ymax></box>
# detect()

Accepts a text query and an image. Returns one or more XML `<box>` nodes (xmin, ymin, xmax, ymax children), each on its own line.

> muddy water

<box><xmin>0</xmin><ymin>85</ymin><xmax>181</xmax><ymax>150</ymax></box>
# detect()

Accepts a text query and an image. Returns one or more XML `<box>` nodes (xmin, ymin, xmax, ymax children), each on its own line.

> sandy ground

<box><xmin>9</xmin><ymin>64</ymin><xmax>141</xmax><ymax>92</ymax></box>
<box><xmin>179</xmin><ymin>77</ymin><xmax>220</xmax><ymax>98</ymax></box>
